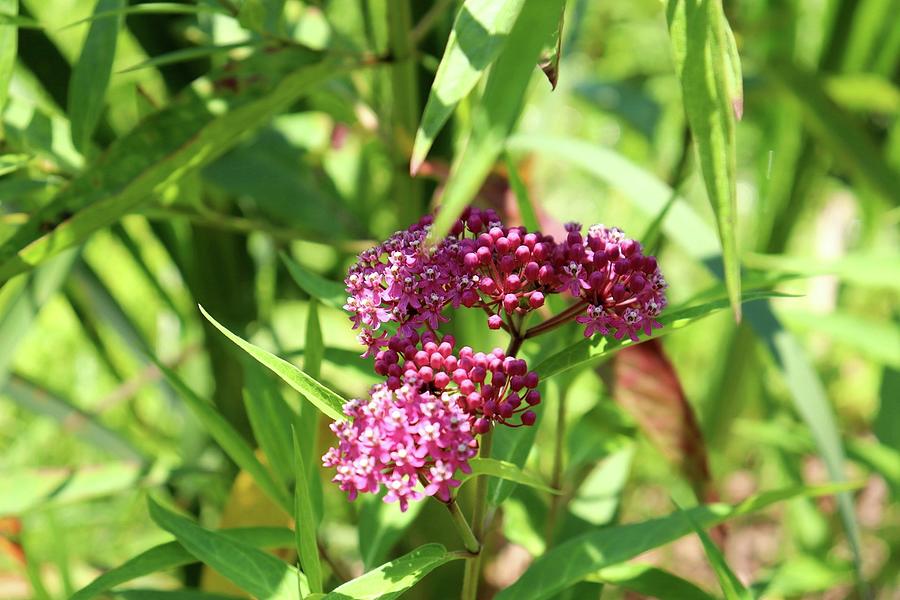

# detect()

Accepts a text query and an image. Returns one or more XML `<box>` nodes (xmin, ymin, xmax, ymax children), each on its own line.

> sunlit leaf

<box><xmin>200</xmin><ymin>305</ymin><xmax>347</xmax><ymax>421</ymax></box>
<box><xmin>666</xmin><ymin>0</ymin><xmax>742</xmax><ymax>320</ymax></box>
<box><xmin>281</xmin><ymin>252</ymin><xmax>346</xmax><ymax>310</ymax></box>
<box><xmin>463</xmin><ymin>458</ymin><xmax>560</xmax><ymax>495</ymax></box>
<box><xmin>292</xmin><ymin>429</ymin><xmax>323</xmax><ymax>594</ymax></box>
<box><xmin>0</xmin><ymin>0</ymin><xmax>16</xmax><ymax>114</ymax></box>
<box><xmin>324</xmin><ymin>544</ymin><xmax>460</xmax><ymax>600</ymax></box>
<box><xmin>148</xmin><ymin>499</ymin><xmax>306</xmax><ymax>600</ymax></box>
<box><xmin>495</xmin><ymin>482</ymin><xmax>860</xmax><ymax>600</ymax></box>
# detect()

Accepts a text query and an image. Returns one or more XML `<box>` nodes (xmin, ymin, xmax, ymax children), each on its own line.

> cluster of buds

<box><xmin>323</xmin><ymin>382</ymin><xmax>478</xmax><ymax>511</ymax></box>
<box><xmin>372</xmin><ymin>331</ymin><xmax>541</xmax><ymax>430</ymax></box>
<box><xmin>328</xmin><ymin>206</ymin><xmax>667</xmax><ymax>510</ymax></box>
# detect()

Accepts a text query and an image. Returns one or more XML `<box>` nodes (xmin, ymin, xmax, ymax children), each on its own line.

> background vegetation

<box><xmin>0</xmin><ymin>0</ymin><xmax>897</xmax><ymax>599</ymax></box>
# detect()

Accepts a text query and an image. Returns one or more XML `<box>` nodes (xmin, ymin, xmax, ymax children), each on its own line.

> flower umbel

<box><xmin>322</xmin><ymin>381</ymin><xmax>478</xmax><ymax>511</ymax></box>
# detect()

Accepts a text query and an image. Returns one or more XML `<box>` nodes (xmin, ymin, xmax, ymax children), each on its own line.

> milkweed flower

<box><xmin>322</xmin><ymin>381</ymin><xmax>478</xmax><ymax>511</ymax></box>
<box><xmin>371</xmin><ymin>331</ymin><xmax>541</xmax><ymax>431</ymax></box>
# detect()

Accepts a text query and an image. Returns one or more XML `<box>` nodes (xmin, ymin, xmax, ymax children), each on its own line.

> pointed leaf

<box><xmin>243</xmin><ymin>361</ymin><xmax>299</xmax><ymax>487</ymax></box>
<box><xmin>68</xmin><ymin>0</ymin><xmax>124</xmax><ymax>152</ymax></box>
<box><xmin>71</xmin><ymin>527</ymin><xmax>294</xmax><ymax>600</ymax></box>
<box><xmin>428</xmin><ymin>0</ymin><xmax>567</xmax><ymax>242</ymax></box>
<box><xmin>464</xmin><ymin>458</ymin><xmax>559</xmax><ymax>495</ymax></box>
<box><xmin>410</xmin><ymin>0</ymin><xmax>527</xmax><ymax>174</ymax></box>
<box><xmin>666</xmin><ymin>0</ymin><xmax>742</xmax><ymax>320</ymax></box>
<box><xmin>675</xmin><ymin>500</ymin><xmax>751</xmax><ymax>600</ymax></box>
<box><xmin>0</xmin><ymin>0</ymin><xmax>16</xmax><ymax>114</ymax></box>
<box><xmin>494</xmin><ymin>482</ymin><xmax>860</xmax><ymax>600</ymax></box>
<box><xmin>357</xmin><ymin>496</ymin><xmax>425</xmax><ymax>571</ymax></box>
<box><xmin>291</xmin><ymin>429</ymin><xmax>322</xmax><ymax>594</ymax></box>
<box><xmin>589</xmin><ymin>564</ymin><xmax>717</xmax><ymax>600</ymax></box>
<box><xmin>324</xmin><ymin>544</ymin><xmax>459</xmax><ymax>600</ymax></box>
<box><xmin>281</xmin><ymin>252</ymin><xmax>347</xmax><ymax>310</ymax></box>
<box><xmin>148</xmin><ymin>499</ymin><xmax>306</xmax><ymax>600</ymax></box>
<box><xmin>155</xmin><ymin>359</ymin><xmax>292</xmax><ymax>514</ymax></box>
<box><xmin>200</xmin><ymin>305</ymin><xmax>347</xmax><ymax>421</ymax></box>
<box><xmin>61</xmin><ymin>2</ymin><xmax>228</xmax><ymax>29</ymax></box>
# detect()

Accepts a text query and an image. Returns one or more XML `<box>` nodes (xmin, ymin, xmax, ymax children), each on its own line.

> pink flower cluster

<box><xmin>327</xmin><ymin>206</ymin><xmax>667</xmax><ymax>510</ymax></box>
<box><xmin>322</xmin><ymin>382</ymin><xmax>477</xmax><ymax>511</ymax></box>
<box><xmin>373</xmin><ymin>331</ymin><xmax>540</xmax><ymax>430</ymax></box>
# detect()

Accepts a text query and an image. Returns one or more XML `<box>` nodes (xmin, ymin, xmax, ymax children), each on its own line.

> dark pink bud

<box><xmin>386</xmin><ymin>376</ymin><xmax>401</xmax><ymax>389</ymax></box>
<box><xmin>529</xmin><ymin>291</ymin><xmax>545</xmax><ymax>309</ymax></box>
<box><xmin>467</xmin><ymin>392</ymin><xmax>481</xmax><ymax>411</ymax></box>
<box><xmin>418</xmin><ymin>366</ymin><xmax>434</xmax><ymax>382</ymax></box>
<box><xmin>523</xmin><ymin>233</ymin><xmax>537</xmax><ymax>248</ymax></box>
<box><xmin>460</xmin><ymin>379</ymin><xmax>475</xmax><ymax>395</ymax></box>
<box><xmin>515</xmin><ymin>245</ymin><xmax>531</xmax><ymax>263</ymax></box>
<box><xmin>524</xmin><ymin>261</ymin><xmax>540</xmax><ymax>281</ymax></box>
<box><xmin>510</xmin><ymin>375</ymin><xmax>525</xmax><ymax>391</ymax></box>
<box><xmin>474</xmin><ymin>418</ymin><xmax>491</xmax><ymax>434</ymax></box>
<box><xmin>489</xmin><ymin>226</ymin><xmax>504</xmax><ymax>240</ymax></box>
<box><xmin>460</xmin><ymin>289</ymin><xmax>479</xmax><ymax>307</ymax></box>
<box><xmin>470</xmin><ymin>366</ymin><xmax>487</xmax><ymax>383</ymax></box>
<box><xmin>430</xmin><ymin>352</ymin><xmax>443</xmax><ymax>370</ymax></box>
<box><xmin>477</xmin><ymin>233</ymin><xmax>492</xmax><ymax>248</ymax></box>
<box><xmin>499</xmin><ymin>403</ymin><xmax>514</xmax><ymax>418</ymax></box>
<box><xmin>496</xmin><ymin>237</ymin><xmax>511</xmax><ymax>253</ymax></box>
<box><xmin>488</xmin><ymin>314</ymin><xmax>503</xmax><ymax>330</ymax></box>
<box><xmin>452</xmin><ymin>368</ymin><xmax>468</xmax><ymax>384</ymax></box>
<box><xmin>506</xmin><ymin>274</ymin><xmax>522</xmax><ymax>291</ymax></box>
<box><xmin>630</xmin><ymin>274</ymin><xmax>646</xmax><ymax>292</ymax></box>
<box><xmin>464</xmin><ymin>252</ymin><xmax>479</xmax><ymax>268</ymax></box>
<box><xmin>503</xmin><ymin>293</ymin><xmax>518</xmax><ymax>313</ymax></box>
<box><xmin>468</xmin><ymin>213</ymin><xmax>483</xmax><ymax>232</ymax></box>
<box><xmin>499</xmin><ymin>254</ymin><xmax>516</xmax><ymax>273</ymax></box>
<box><xmin>507</xmin><ymin>392</ymin><xmax>522</xmax><ymax>407</ymax></box>
<box><xmin>525</xmin><ymin>389</ymin><xmax>541</xmax><ymax>405</ymax></box>
<box><xmin>477</xmin><ymin>246</ymin><xmax>492</xmax><ymax>264</ymax></box>
<box><xmin>524</xmin><ymin>371</ymin><xmax>539</xmax><ymax>388</ymax></box>
<box><xmin>479</xmin><ymin>277</ymin><xmax>496</xmax><ymax>293</ymax></box>
<box><xmin>538</xmin><ymin>265</ymin><xmax>555</xmax><ymax>285</ymax></box>
<box><xmin>589</xmin><ymin>271</ymin><xmax>605</xmax><ymax>291</ymax></box>
<box><xmin>434</xmin><ymin>372</ymin><xmax>450</xmax><ymax>389</ymax></box>
<box><xmin>374</xmin><ymin>360</ymin><xmax>388</xmax><ymax>375</ymax></box>
<box><xmin>521</xmin><ymin>411</ymin><xmax>537</xmax><ymax>426</ymax></box>
<box><xmin>483</xmin><ymin>400</ymin><xmax>497</xmax><ymax>417</ymax></box>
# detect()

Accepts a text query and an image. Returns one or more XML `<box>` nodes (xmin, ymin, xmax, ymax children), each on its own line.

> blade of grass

<box><xmin>68</xmin><ymin>0</ymin><xmax>124</xmax><ymax>153</ymax></box>
<box><xmin>291</xmin><ymin>428</ymin><xmax>323</xmax><ymax>594</ymax></box>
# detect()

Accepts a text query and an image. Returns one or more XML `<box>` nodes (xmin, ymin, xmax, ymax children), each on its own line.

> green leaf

<box><xmin>357</xmin><ymin>496</ymin><xmax>425</xmax><ymax>571</ymax></box>
<box><xmin>237</xmin><ymin>0</ymin><xmax>286</xmax><ymax>35</ymax></box>
<box><xmin>199</xmin><ymin>305</ymin><xmax>347</xmax><ymax>421</ymax></box>
<box><xmin>324</xmin><ymin>544</ymin><xmax>460</xmax><ymax>600</ymax></box>
<box><xmin>428</xmin><ymin>0</ymin><xmax>567</xmax><ymax>242</ymax></box>
<box><xmin>504</xmin><ymin>153</ymin><xmax>539</xmax><ymax>231</ymax></box>
<box><xmin>280</xmin><ymin>252</ymin><xmax>347</xmax><ymax>310</ymax></box>
<box><xmin>118</xmin><ymin>43</ymin><xmax>256</xmax><ymax>74</ymax></box>
<box><xmin>0</xmin><ymin>462</ymin><xmax>157</xmax><ymax>516</ymax></box>
<box><xmin>0</xmin><ymin>0</ymin><xmax>17</xmax><ymax>114</ymax></box>
<box><xmin>70</xmin><ymin>527</ymin><xmax>294</xmax><ymax>600</ymax></box>
<box><xmin>68</xmin><ymin>0</ymin><xmax>124</xmax><ymax>153</ymax></box>
<box><xmin>148</xmin><ymin>499</ymin><xmax>307</xmax><ymax>600</ymax></box>
<box><xmin>243</xmin><ymin>361</ymin><xmax>299</xmax><ymax>488</ymax></box>
<box><xmin>0</xmin><ymin>249</ymin><xmax>78</xmax><ymax>388</ymax></box>
<box><xmin>292</xmin><ymin>429</ymin><xmax>323</xmax><ymax>594</ymax></box>
<box><xmin>60</xmin><ymin>2</ymin><xmax>229</xmax><ymax>29</ymax></box>
<box><xmin>743</xmin><ymin>251</ymin><xmax>900</xmax><ymax>292</ymax></box>
<box><xmin>666</xmin><ymin>0</ymin><xmax>742</xmax><ymax>321</ymax></box>
<box><xmin>588</xmin><ymin>563</ymin><xmax>717</xmax><ymax>600</ymax></box>
<box><xmin>494</xmin><ymin>482</ymin><xmax>860</xmax><ymax>600</ymax></box>
<box><xmin>534</xmin><ymin>290</ymin><xmax>780</xmax><ymax>380</ymax></box>
<box><xmin>0</xmin><ymin>49</ymin><xmax>348</xmax><ymax>283</ymax></box>
<box><xmin>111</xmin><ymin>591</ymin><xmax>243</xmax><ymax>600</ymax></box>
<box><xmin>568</xmin><ymin>445</ymin><xmax>634</xmax><ymax>526</ymax></box>
<box><xmin>771</xmin><ymin>62</ymin><xmax>900</xmax><ymax>202</ymax></box>
<box><xmin>300</xmin><ymin>297</ymin><xmax>325</xmax><ymax>521</ymax></box>
<box><xmin>154</xmin><ymin>358</ymin><xmax>292</xmax><ymax>514</ymax></box>
<box><xmin>463</xmin><ymin>458</ymin><xmax>559</xmax><ymax>495</ymax></box>
<box><xmin>675</xmin><ymin>500</ymin><xmax>751</xmax><ymax>600</ymax></box>
<box><xmin>410</xmin><ymin>0</ymin><xmax>527</xmax><ymax>174</ymax></box>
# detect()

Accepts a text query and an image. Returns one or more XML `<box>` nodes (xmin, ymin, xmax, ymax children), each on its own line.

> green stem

<box><xmin>461</xmin><ymin>429</ymin><xmax>493</xmax><ymax>600</ymax></box>
<box><xmin>544</xmin><ymin>389</ymin><xmax>567</xmax><ymax>547</ymax></box>
<box><xmin>445</xmin><ymin>497</ymin><xmax>481</xmax><ymax>554</ymax></box>
<box><xmin>387</xmin><ymin>0</ymin><xmax>422</xmax><ymax>223</ymax></box>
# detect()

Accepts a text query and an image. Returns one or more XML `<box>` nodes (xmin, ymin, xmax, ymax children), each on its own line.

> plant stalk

<box><xmin>523</xmin><ymin>300</ymin><xmax>587</xmax><ymax>339</ymax></box>
<box><xmin>461</xmin><ymin>429</ymin><xmax>493</xmax><ymax>600</ymax></box>
<box><xmin>544</xmin><ymin>388</ymin><xmax>567</xmax><ymax>547</ymax></box>
<box><xmin>445</xmin><ymin>497</ymin><xmax>481</xmax><ymax>554</ymax></box>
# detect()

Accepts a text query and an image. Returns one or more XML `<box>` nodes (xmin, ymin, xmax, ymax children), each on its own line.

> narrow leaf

<box><xmin>675</xmin><ymin>500</ymin><xmax>751</xmax><ymax>600</ymax></box>
<box><xmin>118</xmin><ymin>43</ymin><xmax>255</xmax><ymax>74</ymax></box>
<box><xmin>504</xmin><ymin>154</ymin><xmax>539</xmax><ymax>231</ymax></box>
<box><xmin>69</xmin><ymin>0</ymin><xmax>124</xmax><ymax>153</ymax></box>
<box><xmin>589</xmin><ymin>563</ymin><xmax>717</xmax><ymax>600</ymax></box>
<box><xmin>199</xmin><ymin>305</ymin><xmax>347</xmax><ymax>421</ymax></box>
<box><xmin>61</xmin><ymin>2</ymin><xmax>228</xmax><ymax>29</ymax></box>
<box><xmin>243</xmin><ymin>361</ymin><xmax>299</xmax><ymax>487</ymax></box>
<box><xmin>324</xmin><ymin>544</ymin><xmax>459</xmax><ymax>600</ymax></box>
<box><xmin>154</xmin><ymin>359</ymin><xmax>292</xmax><ymax>514</ymax></box>
<box><xmin>300</xmin><ymin>297</ymin><xmax>325</xmax><ymax>521</ymax></box>
<box><xmin>428</xmin><ymin>0</ymin><xmax>567</xmax><ymax>242</ymax></box>
<box><xmin>463</xmin><ymin>458</ymin><xmax>559</xmax><ymax>495</ymax></box>
<box><xmin>0</xmin><ymin>0</ymin><xmax>16</xmax><ymax>114</ymax></box>
<box><xmin>357</xmin><ymin>496</ymin><xmax>425</xmax><ymax>571</ymax></box>
<box><xmin>71</xmin><ymin>527</ymin><xmax>294</xmax><ymax>600</ymax></box>
<box><xmin>280</xmin><ymin>252</ymin><xmax>346</xmax><ymax>310</ymax></box>
<box><xmin>666</xmin><ymin>0</ymin><xmax>742</xmax><ymax>321</ymax></box>
<box><xmin>0</xmin><ymin>49</ymin><xmax>347</xmax><ymax>283</ymax></box>
<box><xmin>292</xmin><ymin>429</ymin><xmax>323</xmax><ymax>594</ymax></box>
<box><xmin>535</xmin><ymin>290</ymin><xmax>780</xmax><ymax>380</ymax></box>
<box><xmin>494</xmin><ymin>482</ymin><xmax>860</xmax><ymax>600</ymax></box>
<box><xmin>410</xmin><ymin>0</ymin><xmax>527</xmax><ymax>174</ymax></box>
<box><xmin>148</xmin><ymin>499</ymin><xmax>306</xmax><ymax>600</ymax></box>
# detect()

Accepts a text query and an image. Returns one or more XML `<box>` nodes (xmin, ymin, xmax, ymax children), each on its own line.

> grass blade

<box><xmin>68</xmin><ymin>0</ymin><xmax>124</xmax><ymax>153</ymax></box>
<box><xmin>666</xmin><ymin>0</ymin><xmax>742</xmax><ymax>321</ymax></box>
<box><xmin>148</xmin><ymin>498</ymin><xmax>306</xmax><ymax>600</ymax></box>
<box><xmin>410</xmin><ymin>0</ymin><xmax>527</xmax><ymax>174</ymax></box>
<box><xmin>199</xmin><ymin>305</ymin><xmax>347</xmax><ymax>421</ymax></box>
<box><xmin>70</xmin><ymin>527</ymin><xmax>294</xmax><ymax>600</ymax></box>
<box><xmin>291</xmin><ymin>428</ymin><xmax>323</xmax><ymax>594</ymax></box>
<box><xmin>494</xmin><ymin>481</ymin><xmax>860</xmax><ymax>600</ymax></box>
<box><xmin>60</xmin><ymin>2</ymin><xmax>229</xmax><ymax>30</ymax></box>
<box><xmin>428</xmin><ymin>0</ymin><xmax>567</xmax><ymax>242</ymax></box>
<box><xmin>242</xmin><ymin>361</ymin><xmax>299</xmax><ymax>488</ymax></box>
<box><xmin>118</xmin><ymin>43</ymin><xmax>256</xmax><ymax>74</ymax></box>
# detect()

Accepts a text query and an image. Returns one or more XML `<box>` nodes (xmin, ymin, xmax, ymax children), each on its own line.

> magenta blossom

<box><xmin>322</xmin><ymin>381</ymin><xmax>478</xmax><ymax>511</ymax></box>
